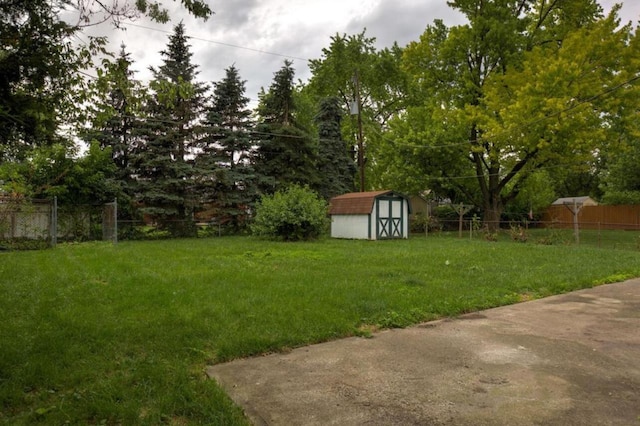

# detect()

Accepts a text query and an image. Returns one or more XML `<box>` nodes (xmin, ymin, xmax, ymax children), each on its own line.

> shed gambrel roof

<box><xmin>329</xmin><ymin>190</ymin><xmax>400</xmax><ymax>215</ymax></box>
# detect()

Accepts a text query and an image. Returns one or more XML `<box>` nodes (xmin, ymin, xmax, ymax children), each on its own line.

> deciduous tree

<box><xmin>0</xmin><ymin>0</ymin><xmax>97</xmax><ymax>162</ymax></box>
<box><xmin>380</xmin><ymin>0</ymin><xmax>640</xmax><ymax>229</ymax></box>
<box><xmin>306</xmin><ymin>31</ymin><xmax>407</xmax><ymax>190</ymax></box>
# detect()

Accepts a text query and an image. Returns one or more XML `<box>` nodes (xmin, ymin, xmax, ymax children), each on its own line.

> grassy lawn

<box><xmin>424</xmin><ymin>227</ymin><xmax>640</xmax><ymax>251</ymax></box>
<box><xmin>1</xmin><ymin>236</ymin><xmax>639</xmax><ymax>424</ymax></box>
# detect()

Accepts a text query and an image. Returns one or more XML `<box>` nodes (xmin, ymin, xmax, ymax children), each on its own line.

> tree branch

<box><xmin>497</xmin><ymin>148</ymin><xmax>539</xmax><ymax>195</ymax></box>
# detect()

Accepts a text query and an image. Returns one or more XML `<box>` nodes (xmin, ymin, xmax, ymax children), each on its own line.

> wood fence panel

<box><xmin>541</xmin><ymin>205</ymin><xmax>640</xmax><ymax>230</ymax></box>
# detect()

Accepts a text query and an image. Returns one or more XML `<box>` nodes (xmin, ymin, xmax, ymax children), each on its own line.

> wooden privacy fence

<box><xmin>541</xmin><ymin>205</ymin><xmax>640</xmax><ymax>230</ymax></box>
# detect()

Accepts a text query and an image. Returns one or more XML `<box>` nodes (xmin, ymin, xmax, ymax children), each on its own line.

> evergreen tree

<box><xmin>198</xmin><ymin>65</ymin><xmax>257</xmax><ymax>232</ymax></box>
<box><xmin>84</xmin><ymin>44</ymin><xmax>145</xmax><ymax>197</ymax></box>
<box><xmin>134</xmin><ymin>22</ymin><xmax>207</xmax><ymax>237</ymax></box>
<box><xmin>254</xmin><ymin>61</ymin><xmax>318</xmax><ymax>194</ymax></box>
<box><xmin>315</xmin><ymin>97</ymin><xmax>356</xmax><ymax>199</ymax></box>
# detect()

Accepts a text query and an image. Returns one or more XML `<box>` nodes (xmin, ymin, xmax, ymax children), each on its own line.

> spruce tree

<box><xmin>198</xmin><ymin>65</ymin><xmax>257</xmax><ymax>232</ymax></box>
<box><xmin>134</xmin><ymin>22</ymin><xmax>206</xmax><ymax>237</ymax></box>
<box><xmin>254</xmin><ymin>60</ymin><xmax>317</xmax><ymax>194</ymax></box>
<box><xmin>315</xmin><ymin>97</ymin><xmax>356</xmax><ymax>199</ymax></box>
<box><xmin>84</xmin><ymin>44</ymin><xmax>144</xmax><ymax>192</ymax></box>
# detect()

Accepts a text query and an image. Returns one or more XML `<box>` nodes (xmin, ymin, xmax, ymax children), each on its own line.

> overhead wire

<box><xmin>77</xmin><ymin>68</ymin><xmax>640</xmax><ymax>164</ymax></box>
<box><xmin>68</xmin><ymin>69</ymin><xmax>640</xmax><ymax>183</ymax></box>
<box><xmin>121</xmin><ymin>22</ymin><xmax>310</xmax><ymax>62</ymax></box>
<box><xmin>69</xmin><ymin>19</ymin><xmax>640</xmax><ymax>182</ymax></box>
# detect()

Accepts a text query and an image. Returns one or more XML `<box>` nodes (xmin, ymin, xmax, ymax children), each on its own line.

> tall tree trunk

<box><xmin>483</xmin><ymin>191</ymin><xmax>503</xmax><ymax>232</ymax></box>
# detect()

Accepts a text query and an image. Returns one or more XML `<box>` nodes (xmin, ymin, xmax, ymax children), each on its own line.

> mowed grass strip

<box><xmin>1</xmin><ymin>237</ymin><xmax>639</xmax><ymax>424</ymax></box>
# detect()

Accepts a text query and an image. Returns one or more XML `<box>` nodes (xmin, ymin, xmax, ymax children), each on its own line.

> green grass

<box><xmin>1</xmin><ymin>236</ymin><xmax>640</xmax><ymax>424</ymax></box>
<box><xmin>427</xmin><ymin>227</ymin><xmax>640</xmax><ymax>251</ymax></box>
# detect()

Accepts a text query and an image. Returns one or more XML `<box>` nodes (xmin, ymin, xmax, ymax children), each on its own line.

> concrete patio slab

<box><xmin>207</xmin><ymin>279</ymin><xmax>640</xmax><ymax>425</ymax></box>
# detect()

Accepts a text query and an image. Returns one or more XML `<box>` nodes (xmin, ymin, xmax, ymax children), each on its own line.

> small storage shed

<box><xmin>329</xmin><ymin>190</ymin><xmax>411</xmax><ymax>240</ymax></box>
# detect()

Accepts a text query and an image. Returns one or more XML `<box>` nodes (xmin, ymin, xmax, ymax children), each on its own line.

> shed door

<box><xmin>376</xmin><ymin>196</ymin><xmax>404</xmax><ymax>239</ymax></box>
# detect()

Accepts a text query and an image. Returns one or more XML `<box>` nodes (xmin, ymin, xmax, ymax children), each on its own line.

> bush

<box><xmin>251</xmin><ymin>185</ymin><xmax>329</xmax><ymax>241</ymax></box>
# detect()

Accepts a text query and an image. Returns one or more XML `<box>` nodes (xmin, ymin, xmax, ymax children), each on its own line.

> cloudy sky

<box><xmin>77</xmin><ymin>0</ymin><xmax>640</xmax><ymax>105</ymax></box>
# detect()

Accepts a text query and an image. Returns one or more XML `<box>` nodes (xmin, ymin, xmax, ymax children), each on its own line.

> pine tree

<box><xmin>254</xmin><ymin>60</ymin><xmax>318</xmax><ymax>194</ymax></box>
<box><xmin>198</xmin><ymin>65</ymin><xmax>257</xmax><ymax>232</ymax></box>
<box><xmin>85</xmin><ymin>44</ymin><xmax>145</xmax><ymax>190</ymax></box>
<box><xmin>134</xmin><ymin>22</ymin><xmax>207</xmax><ymax>237</ymax></box>
<box><xmin>314</xmin><ymin>97</ymin><xmax>356</xmax><ymax>200</ymax></box>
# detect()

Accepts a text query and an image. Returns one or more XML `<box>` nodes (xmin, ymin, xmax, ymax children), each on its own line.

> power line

<box><xmin>121</xmin><ymin>22</ymin><xmax>310</xmax><ymax>62</ymax></box>
<box><xmin>82</xmin><ymin>71</ymin><xmax>639</xmax><ymax>161</ymax></box>
<box><xmin>77</xmin><ymin>69</ymin><xmax>99</xmax><ymax>80</ymax></box>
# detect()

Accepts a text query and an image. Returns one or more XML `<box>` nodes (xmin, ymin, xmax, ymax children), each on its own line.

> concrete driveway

<box><xmin>207</xmin><ymin>279</ymin><xmax>640</xmax><ymax>425</ymax></box>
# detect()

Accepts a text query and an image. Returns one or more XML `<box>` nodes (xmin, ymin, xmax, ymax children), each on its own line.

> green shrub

<box><xmin>251</xmin><ymin>185</ymin><xmax>329</xmax><ymax>241</ymax></box>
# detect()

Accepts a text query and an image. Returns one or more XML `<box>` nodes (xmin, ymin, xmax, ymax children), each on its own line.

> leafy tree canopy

<box><xmin>305</xmin><ymin>31</ymin><xmax>407</xmax><ymax>190</ymax></box>
<box><xmin>0</xmin><ymin>142</ymin><xmax>119</xmax><ymax>205</ymax></box>
<box><xmin>68</xmin><ymin>0</ymin><xmax>212</xmax><ymax>27</ymax></box>
<box><xmin>378</xmin><ymin>0</ymin><xmax>640</xmax><ymax>228</ymax></box>
<box><xmin>0</xmin><ymin>0</ymin><xmax>98</xmax><ymax>162</ymax></box>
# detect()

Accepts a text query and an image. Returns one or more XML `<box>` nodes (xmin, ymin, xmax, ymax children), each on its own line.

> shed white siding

<box><xmin>329</xmin><ymin>190</ymin><xmax>411</xmax><ymax>240</ymax></box>
<box><xmin>331</xmin><ymin>214</ymin><xmax>370</xmax><ymax>239</ymax></box>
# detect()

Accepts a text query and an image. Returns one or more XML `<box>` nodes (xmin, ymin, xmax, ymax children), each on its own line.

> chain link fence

<box><xmin>4</xmin><ymin>196</ymin><xmax>638</xmax><ymax>251</ymax></box>
<box><xmin>410</xmin><ymin>216</ymin><xmax>640</xmax><ymax>251</ymax></box>
<box><xmin>0</xmin><ymin>197</ymin><xmax>53</xmax><ymax>249</ymax></box>
<box><xmin>0</xmin><ymin>197</ymin><xmax>121</xmax><ymax>250</ymax></box>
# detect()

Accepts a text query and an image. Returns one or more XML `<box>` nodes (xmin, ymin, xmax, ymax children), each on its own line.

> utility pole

<box><xmin>351</xmin><ymin>70</ymin><xmax>365</xmax><ymax>192</ymax></box>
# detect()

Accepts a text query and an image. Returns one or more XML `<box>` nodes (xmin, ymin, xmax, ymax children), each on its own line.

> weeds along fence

<box><xmin>412</xmin><ymin>217</ymin><xmax>640</xmax><ymax>251</ymax></box>
<box><xmin>0</xmin><ymin>197</ymin><xmax>53</xmax><ymax>249</ymax></box>
<box><xmin>408</xmin><ymin>203</ymin><xmax>640</xmax><ymax>250</ymax></box>
<box><xmin>0</xmin><ymin>196</ymin><xmax>228</xmax><ymax>249</ymax></box>
<box><xmin>0</xmin><ymin>197</ymin><xmax>118</xmax><ymax>250</ymax></box>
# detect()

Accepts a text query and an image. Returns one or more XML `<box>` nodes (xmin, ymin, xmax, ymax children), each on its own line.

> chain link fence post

<box><xmin>51</xmin><ymin>196</ymin><xmax>57</xmax><ymax>248</ymax></box>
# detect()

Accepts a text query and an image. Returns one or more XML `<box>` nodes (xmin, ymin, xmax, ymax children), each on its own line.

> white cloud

<box><xmin>78</xmin><ymin>0</ymin><xmax>640</xmax><ymax>106</ymax></box>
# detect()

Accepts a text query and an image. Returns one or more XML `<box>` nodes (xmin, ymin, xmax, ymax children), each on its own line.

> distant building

<box><xmin>551</xmin><ymin>196</ymin><xmax>598</xmax><ymax>207</ymax></box>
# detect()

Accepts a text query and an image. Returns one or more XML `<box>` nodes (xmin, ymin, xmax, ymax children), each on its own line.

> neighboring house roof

<box><xmin>552</xmin><ymin>196</ymin><xmax>598</xmax><ymax>206</ymax></box>
<box><xmin>329</xmin><ymin>190</ymin><xmax>407</xmax><ymax>215</ymax></box>
<box><xmin>409</xmin><ymin>195</ymin><xmax>430</xmax><ymax>215</ymax></box>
